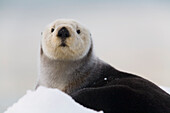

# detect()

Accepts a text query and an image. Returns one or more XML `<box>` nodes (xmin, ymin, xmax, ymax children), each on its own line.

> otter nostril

<box><xmin>57</xmin><ymin>27</ymin><xmax>70</xmax><ymax>39</ymax></box>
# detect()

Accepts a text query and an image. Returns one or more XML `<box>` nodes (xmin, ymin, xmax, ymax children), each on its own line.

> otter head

<box><xmin>41</xmin><ymin>19</ymin><xmax>92</xmax><ymax>61</ymax></box>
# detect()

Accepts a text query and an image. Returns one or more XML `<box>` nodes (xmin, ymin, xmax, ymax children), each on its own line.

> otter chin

<box><xmin>41</xmin><ymin>19</ymin><xmax>91</xmax><ymax>61</ymax></box>
<box><xmin>36</xmin><ymin>19</ymin><xmax>170</xmax><ymax>113</ymax></box>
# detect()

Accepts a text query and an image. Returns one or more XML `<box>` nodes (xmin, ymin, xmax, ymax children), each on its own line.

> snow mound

<box><xmin>4</xmin><ymin>86</ymin><xmax>103</xmax><ymax>113</ymax></box>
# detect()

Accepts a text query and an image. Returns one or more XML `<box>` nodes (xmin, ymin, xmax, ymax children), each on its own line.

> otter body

<box><xmin>37</xmin><ymin>19</ymin><xmax>170</xmax><ymax>113</ymax></box>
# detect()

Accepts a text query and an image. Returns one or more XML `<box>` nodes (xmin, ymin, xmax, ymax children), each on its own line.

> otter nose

<box><xmin>57</xmin><ymin>27</ymin><xmax>70</xmax><ymax>39</ymax></box>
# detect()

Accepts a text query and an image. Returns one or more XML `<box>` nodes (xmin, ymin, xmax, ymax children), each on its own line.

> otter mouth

<box><xmin>59</xmin><ymin>42</ymin><xmax>68</xmax><ymax>47</ymax></box>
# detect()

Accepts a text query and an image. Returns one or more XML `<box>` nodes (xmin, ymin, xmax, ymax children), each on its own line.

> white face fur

<box><xmin>42</xmin><ymin>19</ymin><xmax>92</xmax><ymax>61</ymax></box>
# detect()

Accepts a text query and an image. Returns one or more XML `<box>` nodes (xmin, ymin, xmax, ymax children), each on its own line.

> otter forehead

<box><xmin>48</xmin><ymin>19</ymin><xmax>85</xmax><ymax>30</ymax></box>
<box><xmin>41</xmin><ymin>19</ymin><xmax>92</xmax><ymax>61</ymax></box>
<box><xmin>52</xmin><ymin>19</ymin><xmax>77</xmax><ymax>26</ymax></box>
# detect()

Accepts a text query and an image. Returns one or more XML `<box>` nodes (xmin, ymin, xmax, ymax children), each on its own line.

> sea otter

<box><xmin>36</xmin><ymin>19</ymin><xmax>170</xmax><ymax>113</ymax></box>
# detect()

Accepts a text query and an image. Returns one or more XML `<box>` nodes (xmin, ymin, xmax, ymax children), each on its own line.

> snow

<box><xmin>4</xmin><ymin>86</ymin><xmax>103</xmax><ymax>113</ymax></box>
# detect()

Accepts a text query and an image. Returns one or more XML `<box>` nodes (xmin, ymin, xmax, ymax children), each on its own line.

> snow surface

<box><xmin>4</xmin><ymin>86</ymin><xmax>103</xmax><ymax>113</ymax></box>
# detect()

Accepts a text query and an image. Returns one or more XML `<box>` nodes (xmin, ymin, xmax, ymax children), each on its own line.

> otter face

<box><xmin>42</xmin><ymin>19</ymin><xmax>92</xmax><ymax>61</ymax></box>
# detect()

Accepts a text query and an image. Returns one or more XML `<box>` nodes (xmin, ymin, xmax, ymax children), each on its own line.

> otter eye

<box><xmin>51</xmin><ymin>28</ymin><xmax>55</xmax><ymax>33</ymax></box>
<box><xmin>77</xmin><ymin>30</ymin><xmax>80</xmax><ymax>34</ymax></box>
